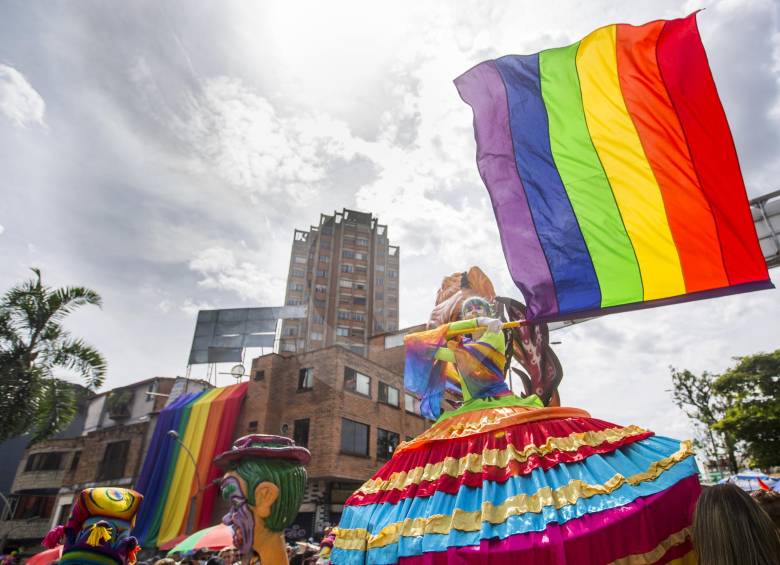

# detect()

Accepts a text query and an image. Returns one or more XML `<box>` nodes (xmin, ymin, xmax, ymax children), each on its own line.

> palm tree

<box><xmin>0</xmin><ymin>268</ymin><xmax>106</xmax><ymax>442</ymax></box>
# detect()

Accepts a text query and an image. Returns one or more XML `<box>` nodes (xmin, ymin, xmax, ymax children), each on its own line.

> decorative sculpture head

<box><xmin>428</xmin><ymin>266</ymin><xmax>496</xmax><ymax>327</ymax></box>
<box><xmin>42</xmin><ymin>487</ymin><xmax>143</xmax><ymax>565</ymax></box>
<box><xmin>215</xmin><ymin>434</ymin><xmax>310</xmax><ymax>565</ymax></box>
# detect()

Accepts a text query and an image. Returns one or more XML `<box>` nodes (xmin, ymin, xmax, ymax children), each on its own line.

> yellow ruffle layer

<box><xmin>608</xmin><ymin>526</ymin><xmax>692</xmax><ymax>565</ymax></box>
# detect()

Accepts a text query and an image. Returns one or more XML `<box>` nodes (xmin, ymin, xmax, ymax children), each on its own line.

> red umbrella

<box><xmin>25</xmin><ymin>545</ymin><xmax>62</xmax><ymax>565</ymax></box>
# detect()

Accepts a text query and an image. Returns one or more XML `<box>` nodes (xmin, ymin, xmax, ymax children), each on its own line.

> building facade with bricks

<box><xmin>280</xmin><ymin>209</ymin><xmax>400</xmax><ymax>356</ymax></box>
<box><xmin>0</xmin><ymin>377</ymin><xmax>211</xmax><ymax>554</ymax></box>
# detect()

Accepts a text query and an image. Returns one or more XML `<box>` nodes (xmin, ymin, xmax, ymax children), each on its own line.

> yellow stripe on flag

<box><xmin>576</xmin><ymin>25</ymin><xmax>685</xmax><ymax>300</ymax></box>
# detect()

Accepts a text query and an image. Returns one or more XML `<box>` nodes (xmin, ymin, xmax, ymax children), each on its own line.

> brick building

<box><xmin>280</xmin><ymin>209</ymin><xmax>400</xmax><ymax>356</ymax></box>
<box><xmin>0</xmin><ymin>377</ymin><xmax>210</xmax><ymax>554</ymax></box>
<box><xmin>238</xmin><ymin>334</ymin><xmax>429</xmax><ymax>535</ymax></box>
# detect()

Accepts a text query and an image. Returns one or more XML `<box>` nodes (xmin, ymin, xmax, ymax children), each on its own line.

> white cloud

<box><xmin>189</xmin><ymin>246</ymin><xmax>285</xmax><ymax>305</ymax></box>
<box><xmin>0</xmin><ymin>224</ymin><xmax>4</xmax><ymax>236</ymax></box>
<box><xmin>170</xmin><ymin>76</ymin><xmax>364</xmax><ymax>202</ymax></box>
<box><xmin>0</xmin><ymin>64</ymin><xmax>45</xmax><ymax>128</ymax></box>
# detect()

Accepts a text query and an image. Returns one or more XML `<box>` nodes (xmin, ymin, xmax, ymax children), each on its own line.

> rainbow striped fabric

<box><xmin>455</xmin><ymin>13</ymin><xmax>771</xmax><ymax>322</ymax></box>
<box><xmin>332</xmin><ymin>406</ymin><xmax>701</xmax><ymax>563</ymax></box>
<box><xmin>132</xmin><ymin>383</ymin><xmax>247</xmax><ymax>548</ymax></box>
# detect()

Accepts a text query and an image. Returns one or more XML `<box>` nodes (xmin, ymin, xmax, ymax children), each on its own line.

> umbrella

<box><xmin>167</xmin><ymin>524</ymin><xmax>234</xmax><ymax>555</ymax></box>
<box><xmin>721</xmin><ymin>470</ymin><xmax>777</xmax><ymax>492</ymax></box>
<box><xmin>25</xmin><ymin>545</ymin><xmax>62</xmax><ymax>565</ymax></box>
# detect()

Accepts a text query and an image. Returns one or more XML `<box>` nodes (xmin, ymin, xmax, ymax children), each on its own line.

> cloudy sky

<box><xmin>1</xmin><ymin>0</ymin><xmax>778</xmax><ymax>443</ymax></box>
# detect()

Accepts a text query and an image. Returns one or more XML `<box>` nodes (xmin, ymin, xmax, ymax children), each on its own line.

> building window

<box><xmin>321</xmin><ymin>226</ymin><xmax>333</xmax><ymax>235</ymax></box>
<box><xmin>12</xmin><ymin>495</ymin><xmax>55</xmax><ymax>520</ymax></box>
<box><xmin>315</xmin><ymin>269</ymin><xmax>327</xmax><ymax>278</ymax></box>
<box><xmin>352</xmin><ymin>312</ymin><xmax>365</xmax><ymax>322</ymax></box>
<box><xmin>341</xmin><ymin>418</ymin><xmax>369</xmax><ymax>456</ymax></box>
<box><xmin>313</xmin><ymin>314</ymin><xmax>325</xmax><ymax>324</ymax></box>
<box><xmin>405</xmin><ymin>393</ymin><xmax>422</xmax><ymax>416</ymax></box>
<box><xmin>294</xmin><ymin>418</ymin><xmax>310</xmax><ymax>448</ymax></box>
<box><xmin>315</xmin><ymin>284</ymin><xmax>327</xmax><ymax>293</ymax></box>
<box><xmin>355</xmin><ymin>265</ymin><xmax>367</xmax><ymax>274</ymax></box>
<box><xmin>341</xmin><ymin>264</ymin><xmax>354</xmax><ymax>273</ymax></box>
<box><xmin>337</xmin><ymin>310</ymin><xmax>351</xmax><ymax>320</ymax></box>
<box><xmin>289</xmin><ymin>283</ymin><xmax>304</xmax><ymax>291</ymax></box>
<box><xmin>339</xmin><ymin>279</ymin><xmax>352</xmax><ymax>288</ymax></box>
<box><xmin>319</xmin><ymin>255</ymin><xmax>330</xmax><ymax>262</ymax></box>
<box><xmin>355</xmin><ymin>282</ymin><xmax>366</xmax><ymax>291</ymax></box>
<box><xmin>24</xmin><ymin>452</ymin><xmax>64</xmax><ymax>472</ymax></box>
<box><xmin>70</xmin><ymin>451</ymin><xmax>81</xmax><ymax>471</ymax></box>
<box><xmin>282</xmin><ymin>342</ymin><xmax>296</xmax><ymax>352</ymax></box>
<box><xmin>248</xmin><ymin>420</ymin><xmax>258</xmax><ymax>432</ymax></box>
<box><xmin>294</xmin><ymin>255</ymin><xmax>307</xmax><ymax>264</ymax></box>
<box><xmin>253</xmin><ymin>370</ymin><xmax>265</xmax><ymax>381</ymax></box>
<box><xmin>292</xmin><ymin>269</ymin><xmax>305</xmax><ymax>277</ymax></box>
<box><xmin>310</xmin><ymin>331</ymin><xmax>323</xmax><ymax>341</ymax></box>
<box><xmin>389</xmin><ymin>270</ymin><xmax>398</xmax><ymax>279</ymax></box>
<box><xmin>286</xmin><ymin>299</ymin><xmax>303</xmax><ymax>306</ymax></box>
<box><xmin>320</xmin><ymin>240</ymin><xmax>331</xmax><ymax>249</ymax></box>
<box><xmin>314</xmin><ymin>299</ymin><xmax>326</xmax><ymax>309</ymax></box>
<box><xmin>376</xmin><ymin>265</ymin><xmax>385</xmax><ymax>271</ymax></box>
<box><xmin>376</xmin><ymin>428</ymin><xmax>400</xmax><ymax>461</ymax></box>
<box><xmin>356</xmin><ymin>238</ymin><xmax>368</xmax><ymax>247</ymax></box>
<box><xmin>98</xmin><ymin>441</ymin><xmax>130</xmax><ymax>480</ymax></box>
<box><xmin>353</xmin><ymin>297</ymin><xmax>366</xmax><ymax>305</ymax></box>
<box><xmin>376</xmin><ymin>277</ymin><xmax>384</xmax><ymax>286</ymax></box>
<box><xmin>350</xmin><ymin>328</ymin><xmax>365</xmax><ymax>338</ymax></box>
<box><xmin>355</xmin><ymin>252</ymin><xmax>365</xmax><ymax>260</ymax></box>
<box><xmin>378</xmin><ymin>383</ymin><xmax>400</xmax><ymax>407</ymax></box>
<box><xmin>375</xmin><ymin>292</ymin><xmax>384</xmax><ymax>300</ymax></box>
<box><xmin>336</xmin><ymin>327</ymin><xmax>349</xmax><ymax>337</ymax></box>
<box><xmin>285</xmin><ymin>327</ymin><xmax>298</xmax><ymax>337</ymax></box>
<box><xmin>342</xmin><ymin>250</ymin><xmax>355</xmax><ymax>259</ymax></box>
<box><xmin>344</xmin><ymin>367</ymin><xmax>370</xmax><ymax>396</ymax></box>
<box><xmin>145</xmin><ymin>382</ymin><xmax>156</xmax><ymax>402</ymax></box>
<box><xmin>298</xmin><ymin>368</ymin><xmax>314</xmax><ymax>390</ymax></box>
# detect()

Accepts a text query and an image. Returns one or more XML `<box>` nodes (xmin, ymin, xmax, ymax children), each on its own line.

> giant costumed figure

<box><xmin>215</xmin><ymin>434</ymin><xmax>311</xmax><ymax>565</ymax></box>
<box><xmin>331</xmin><ymin>268</ymin><xmax>701</xmax><ymax>564</ymax></box>
<box><xmin>42</xmin><ymin>488</ymin><xmax>143</xmax><ymax>565</ymax></box>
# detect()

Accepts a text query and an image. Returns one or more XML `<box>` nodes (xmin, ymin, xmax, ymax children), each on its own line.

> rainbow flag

<box><xmin>132</xmin><ymin>383</ymin><xmax>247</xmax><ymax>548</ymax></box>
<box><xmin>455</xmin><ymin>13</ymin><xmax>771</xmax><ymax>322</ymax></box>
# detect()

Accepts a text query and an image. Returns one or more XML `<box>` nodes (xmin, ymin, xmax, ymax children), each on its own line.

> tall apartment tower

<box><xmin>280</xmin><ymin>209</ymin><xmax>400</xmax><ymax>355</ymax></box>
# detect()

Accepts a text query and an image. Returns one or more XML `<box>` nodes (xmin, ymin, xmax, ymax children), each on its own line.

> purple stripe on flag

<box><xmin>455</xmin><ymin>61</ymin><xmax>558</xmax><ymax>318</ymax></box>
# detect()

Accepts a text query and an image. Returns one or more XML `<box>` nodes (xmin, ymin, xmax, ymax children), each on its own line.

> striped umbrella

<box><xmin>166</xmin><ymin>524</ymin><xmax>234</xmax><ymax>555</ymax></box>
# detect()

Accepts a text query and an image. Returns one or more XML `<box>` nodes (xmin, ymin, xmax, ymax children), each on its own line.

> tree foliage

<box><xmin>712</xmin><ymin>351</ymin><xmax>780</xmax><ymax>469</ymax></box>
<box><xmin>0</xmin><ymin>268</ymin><xmax>106</xmax><ymax>442</ymax></box>
<box><xmin>670</xmin><ymin>349</ymin><xmax>780</xmax><ymax>470</ymax></box>
<box><xmin>669</xmin><ymin>368</ymin><xmax>738</xmax><ymax>473</ymax></box>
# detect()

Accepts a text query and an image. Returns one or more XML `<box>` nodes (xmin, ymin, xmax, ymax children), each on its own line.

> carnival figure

<box><xmin>214</xmin><ymin>434</ymin><xmax>311</xmax><ymax>565</ymax></box>
<box><xmin>331</xmin><ymin>268</ymin><xmax>701</xmax><ymax>564</ymax></box>
<box><xmin>42</xmin><ymin>487</ymin><xmax>143</xmax><ymax>565</ymax></box>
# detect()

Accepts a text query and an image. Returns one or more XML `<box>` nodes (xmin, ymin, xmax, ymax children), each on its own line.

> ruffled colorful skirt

<box><xmin>332</xmin><ymin>401</ymin><xmax>700</xmax><ymax>564</ymax></box>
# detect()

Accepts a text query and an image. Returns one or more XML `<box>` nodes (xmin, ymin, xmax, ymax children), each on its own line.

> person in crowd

<box><xmin>693</xmin><ymin>483</ymin><xmax>780</xmax><ymax>565</ymax></box>
<box><xmin>752</xmin><ymin>489</ymin><xmax>780</xmax><ymax>530</ymax></box>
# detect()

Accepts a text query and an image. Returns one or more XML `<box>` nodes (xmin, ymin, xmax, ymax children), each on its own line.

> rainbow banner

<box><xmin>455</xmin><ymin>13</ymin><xmax>771</xmax><ymax>322</ymax></box>
<box><xmin>132</xmin><ymin>383</ymin><xmax>247</xmax><ymax>548</ymax></box>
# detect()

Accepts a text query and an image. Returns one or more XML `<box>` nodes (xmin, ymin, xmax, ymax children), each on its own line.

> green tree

<box><xmin>712</xmin><ymin>350</ymin><xmax>780</xmax><ymax>469</ymax></box>
<box><xmin>669</xmin><ymin>368</ymin><xmax>739</xmax><ymax>474</ymax></box>
<box><xmin>0</xmin><ymin>268</ymin><xmax>106</xmax><ymax>442</ymax></box>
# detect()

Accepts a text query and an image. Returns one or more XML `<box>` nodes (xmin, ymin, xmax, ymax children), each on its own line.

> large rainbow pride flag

<box><xmin>133</xmin><ymin>383</ymin><xmax>247</xmax><ymax>548</ymax></box>
<box><xmin>455</xmin><ymin>13</ymin><xmax>772</xmax><ymax>322</ymax></box>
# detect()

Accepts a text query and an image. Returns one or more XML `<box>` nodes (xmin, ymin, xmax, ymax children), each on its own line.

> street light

<box><xmin>167</xmin><ymin>430</ymin><xmax>202</xmax><ymax>534</ymax></box>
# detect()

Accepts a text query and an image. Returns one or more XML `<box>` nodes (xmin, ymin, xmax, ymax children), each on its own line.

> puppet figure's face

<box><xmin>461</xmin><ymin>297</ymin><xmax>493</xmax><ymax>320</ymax></box>
<box><xmin>221</xmin><ymin>474</ymin><xmax>256</xmax><ymax>560</ymax></box>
